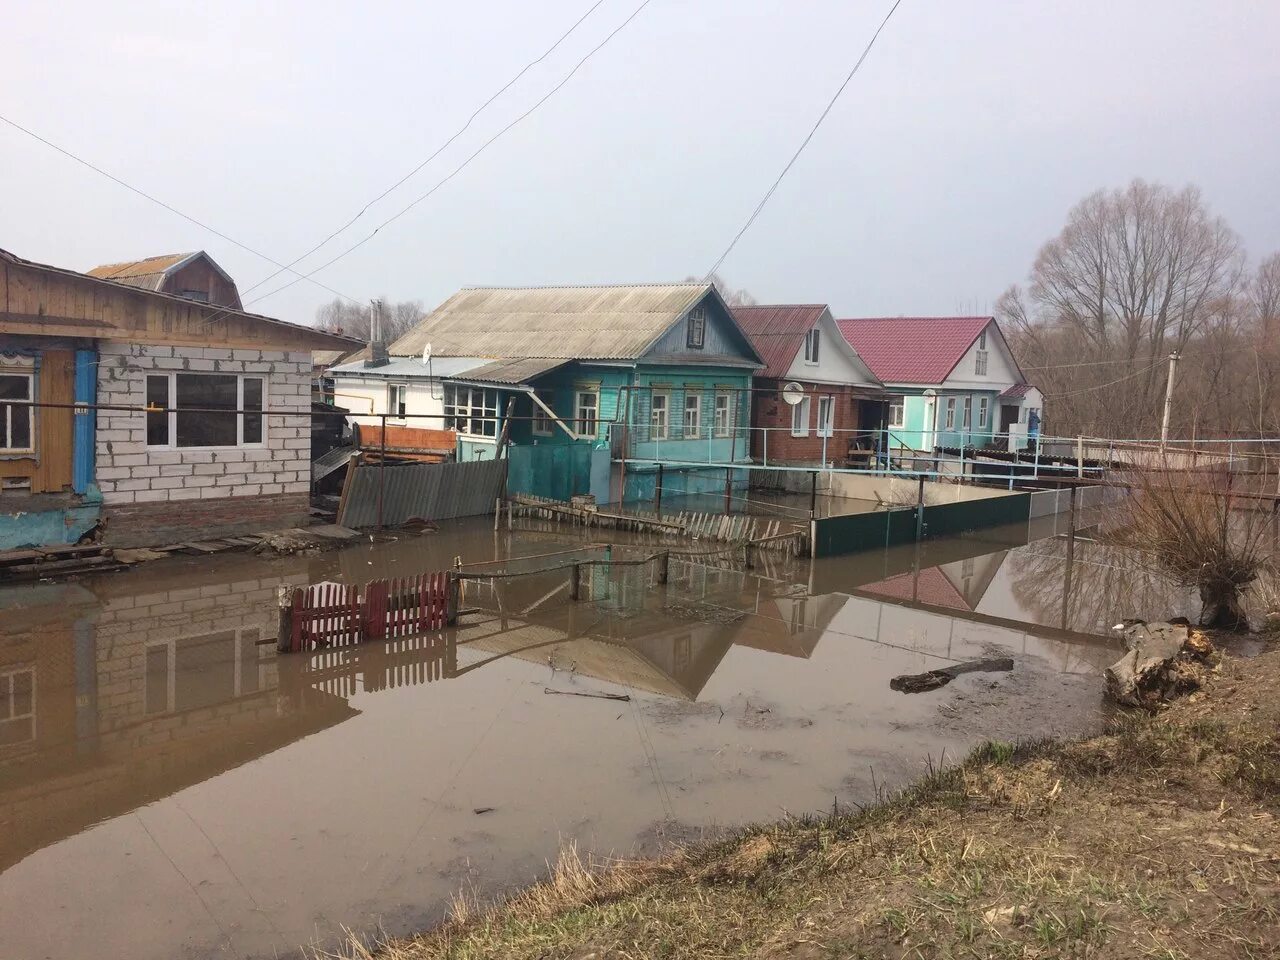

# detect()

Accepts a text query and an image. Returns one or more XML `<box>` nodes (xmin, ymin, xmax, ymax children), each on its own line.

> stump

<box><xmin>1103</xmin><ymin>621</ymin><xmax>1215</xmax><ymax>710</ymax></box>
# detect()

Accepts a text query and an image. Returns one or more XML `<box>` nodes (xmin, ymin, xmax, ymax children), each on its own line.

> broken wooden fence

<box><xmin>278</xmin><ymin>572</ymin><xmax>456</xmax><ymax>653</ymax></box>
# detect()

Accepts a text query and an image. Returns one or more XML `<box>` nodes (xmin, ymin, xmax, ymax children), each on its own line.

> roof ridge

<box><xmin>457</xmin><ymin>281</ymin><xmax>709</xmax><ymax>292</ymax></box>
<box><xmin>838</xmin><ymin>315</ymin><xmax>993</xmax><ymax>322</ymax></box>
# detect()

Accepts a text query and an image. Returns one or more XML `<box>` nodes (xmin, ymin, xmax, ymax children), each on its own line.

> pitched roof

<box><xmin>836</xmin><ymin>316</ymin><xmax>992</xmax><ymax>385</ymax></box>
<box><xmin>999</xmin><ymin>382</ymin><xmax>1033</xmax><ymax>400</ymax></box>
<box><xmin>86</xmin><ymin>251</ymin><xmax>206</xmax><ymax>291</ymax></box>
<box><xmin>730</xmin><ymin>304</ymin><xmax>827</xmax><ymax>379</ymax></box>
<box><xmin>392</xmin><ymin>283</ymin><xmax>757</xmax><ymax>362</ymax></box>
<box><xmin>858</xmin><ymin>568</ymin><xmax>970</xmax><ymax>611</ymax></box>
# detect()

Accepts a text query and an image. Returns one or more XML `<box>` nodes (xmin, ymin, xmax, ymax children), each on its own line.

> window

<box><xmin>791</xmin><ymin>396</ymin><xmax>811</xmax><ymax>437</ymax></box>
<box><xmin>650</xmin><ymin>392</ymin><xmax>669</xmax><ymax>440</ymax></box>
<box><xmin>713</xmin><ymin>393</ymin><xmax>732</xmax><ymax>438</ymax></box>
<box><xmin>977</xmin><ymin>331</ymin><xmax>987</xmax><ymax>349</ymax></box>
<box><xmin>962</xmin><ymin>396</ymin><xmax>972</xmax><ymax>430</ymax></box>
<box><xmin>532</xmin><ymin>392</ymin><xmax>554</xmax><ymax>436</ymax></box>
<box><xmin>0</xmin><ymin>666</ymin><xmax>35</xmax><ymax>747</ymax></box>
<box><xmin>978</xmin><ymin>397</ymin><xmax>989</xmax><ymax>429</ymax></box>
<box><xmin>804</xmin><ymin>328</ymin><xmax>821</xmax><ymax>364</ymax></box>
<box><xmin>179</xmin><ymin>289</ymin><xmax>210</xmax><ymax>303</ymax></box>
<box><xmin>889</xmin><ymin>397</ymin><xmax>905</xmax><ymax>428</ymax></box>
<box><xmin>575</xmin><ymin>390</ymin><xmax>599</xmax><ymax>437</ymax></box>
<box><xmin>686</xmin><ymin>307</ymin><xmax>706</xmax><ymax>349</ymax></box>
<box><xmin>816</xmin><ymin>396</ymin><xmax>834</xmax><ymax>438</ymax></box>
<box><xmin>944</xmin><ymin>397</ymin><xmax>956</xmax><ymax>430</ymax></box>
<box><xmin>683</xmin><ymin>391</ymin><xmax>701</xmax><ymax>439</ymax></box>
<box><xmin>444</xmin><ymin>384</ymin><xmax>499</xmax><ymax>437</ymax></box>
<box><xmin>145</xmin><ymin>373</ymin><xmax>266</xmax><ymax>448</ymax></box>
<box><xmin>387</xmin><ymin>383</ymin><xmax>407</xmax><ymax>419</ymax></box>
<box><xmin>975</xmin><ymin>349</ymin><xmax>989</xmax><ymax>376</ymax></box>
<box><xmin>0</xmin><ymin>369</ymin><xmax>34</xmax><ymax>452</ymax></box>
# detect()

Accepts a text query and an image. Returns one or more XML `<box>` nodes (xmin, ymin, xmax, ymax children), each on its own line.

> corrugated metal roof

<box><xmin>459</xmin><ymin>357</ymin><xmax>570</xmax><ymax>384</ymax></box>
<box><xmin>731</xmin><ymin>304</ymin><xmax>828</xmax><ymax>379</ymax></box>
<box><xmin>391</xmin><ymin>283</ymin><xmax>714</xmax><ymax>360</ymax></box>
<box><xmin>86</xmin><ymin>252</ymin><xmax>195</xmax><ymax>290</ymax></box>
<box><xmin>999</xmin><ymin>383</ymin><xmax>1032</xmax><ymax>400</ymax></box>
<box><xmin>327</xmin><ymin>356</ymin><xmax>491</xmax><ymax>378</ymax></box>
<box><xmin>837</xmin><ymin>316</ymin><xmax>992</xmax><ymax>385</ymax></box>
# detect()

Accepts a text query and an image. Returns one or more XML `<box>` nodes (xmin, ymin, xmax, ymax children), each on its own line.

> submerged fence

<box><xmin>278</xmin><ymin>573</ymin><xmax>456</xmax><ymax>653</ymax></box>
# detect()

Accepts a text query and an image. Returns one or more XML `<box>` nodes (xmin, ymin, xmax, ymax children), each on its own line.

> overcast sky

<box><xmin>4</xmin><ymin>1</ymin><xmax>1278</xmax><ymax>326</ymax></box>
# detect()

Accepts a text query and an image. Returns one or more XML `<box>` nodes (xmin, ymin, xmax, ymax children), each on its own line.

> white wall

<box><xmin>784</xmin><ymin>311</ymin><xmax>880</xmax><ymax>386</ymax></box>
<box><xmin>95</xmin><ymin>342</ymin><xmax>311</xmax><ymax>506</ymax></box>
<box><xmin>819</xmin><ymin>471</ymin><xmax>1015</xmax><ymax>504</ymax></box>
<box><xmin>331</xmin><ymin>374</ymin><xmax>447</xmax><ymax>428</ymax></box>
<box><xmin>942</xmin><ymin>322</ymin><xmax>1021</xmax><ymax>390</ymax></box>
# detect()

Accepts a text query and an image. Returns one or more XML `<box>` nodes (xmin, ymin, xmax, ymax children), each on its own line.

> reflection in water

<box><xmin>0</xmin><ymin>512</ymin><xmax>1148</xmax><ymax>960</ymax></box>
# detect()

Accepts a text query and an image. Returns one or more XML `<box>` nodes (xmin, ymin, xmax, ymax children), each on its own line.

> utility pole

<box><xmin>1159</xmin><ymin>351</ymin><xmax>1180</xmax><ymax>448</ymax></box>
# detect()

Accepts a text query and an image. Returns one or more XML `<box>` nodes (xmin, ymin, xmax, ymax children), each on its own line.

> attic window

<box><xmin>686</xmin><ymin>308</ymin><xmax>706</xmax><ymax>349</ymax></box>
<box><xmin>974</xmin><ymin>329</ymin><xmax>989</xmax><ymax>376</ymax></box>
<box><xmin>804</xmin><ymin>328</ymin><xmax>820</xmax><ymax>364</ymax></box>
<box><xmin>179</xmin><ymin>289</ymin><xmax>210</xmax><ymax>303</ymax></box>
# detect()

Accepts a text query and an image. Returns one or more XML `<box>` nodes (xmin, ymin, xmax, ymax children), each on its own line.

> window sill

<box><xmin>144</xmin><ymin>444</ymin><xmax>269</xmax><ymax>453</ymax></box>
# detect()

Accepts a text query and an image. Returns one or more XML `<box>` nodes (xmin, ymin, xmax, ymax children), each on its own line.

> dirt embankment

<box><xmin>342</xmin><ymin>645</ymin><xmax>1280</xmax><ymax>960</ymax></box>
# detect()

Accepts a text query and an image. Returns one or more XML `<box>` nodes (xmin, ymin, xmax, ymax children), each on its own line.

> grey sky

<box><xmin>4</xmin><ymin>1</ymin><xmax>1278</xmax><ymax>326</ymax></box>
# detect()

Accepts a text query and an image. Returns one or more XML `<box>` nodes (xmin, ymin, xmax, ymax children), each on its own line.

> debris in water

<box><xmin>473</xmin><ymin>807</ymin><xmax>495</xmax><ymax>815</ymax></box>
<box><xmin>543</xmin><ymin>688</ymin><xmax>631</xmax><ymax>702</ymax></box>
<box><xmin>890</xmin><ymin>657</ymin><xmax>1015</xmax><ymax>694</ymax></box>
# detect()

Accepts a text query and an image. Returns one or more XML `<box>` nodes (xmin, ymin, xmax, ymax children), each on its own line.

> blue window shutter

<box><xmin>72</xmin><ymin>349</ymin><xmax>96</xmax><ymax>494</ymax></box>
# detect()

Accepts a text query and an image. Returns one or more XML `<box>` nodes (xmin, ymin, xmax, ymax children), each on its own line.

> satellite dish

<box><xmin>421</xmin><ymin>343</ymin><xmax>432</xmax><ymax>364</ymax></box>
<box><xmin>782</xmin><ymin>382</ymin><xmax>805</xmax><ymax>406</ymax></box>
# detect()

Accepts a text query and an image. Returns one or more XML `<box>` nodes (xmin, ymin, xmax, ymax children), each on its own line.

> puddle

<box><xmin>0</xmin><ymin>513</ymin><xmax>1189</xmax><ymax>959</ymax></box>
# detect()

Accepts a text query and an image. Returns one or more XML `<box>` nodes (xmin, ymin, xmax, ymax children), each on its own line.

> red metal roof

<box><xmin>999</xmin><ymin>383</ymin><xmax>1032</xmax><ymax>400</ymax></box>
<box><xmin>836</xmin><ymin>316</ymin><xmax>992</xmax><ymax>385</ymax></box>
<box><xmin>859</xmin><ymin>568</ymin><xmax>970</xmax><ymax>611</ymax></box>
<box><xmin>730</xmin><ymin>304</ymin><xmax>827</xmax><ymax>379</ymax></box>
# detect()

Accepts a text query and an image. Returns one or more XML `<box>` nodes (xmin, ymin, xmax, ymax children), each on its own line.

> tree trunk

<box><xmin>1199</xmin><ymin>581</ymin><xmax>1247</xmax><ymax>631</ymax></box>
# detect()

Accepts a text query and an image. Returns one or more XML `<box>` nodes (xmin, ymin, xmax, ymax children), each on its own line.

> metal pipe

<box><xmin>655</xmin><ymin>462</ymin><xmax>664</xmax><ymax>517</ymax></box>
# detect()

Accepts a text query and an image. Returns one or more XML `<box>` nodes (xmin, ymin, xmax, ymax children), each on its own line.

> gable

<box><xmin>941</xmin><ymin>321</ymin><xmax>1021</xmax><ymax>389</ymax></box>
<box><xmin>641</xmin><ymin>291</ymin><xmax>762</xmax><ymax>367</ymax></box>
<box><xmin>783</xmin><ymin>311</ymin><xmax>879</xmax><ymax>386</ymax></box>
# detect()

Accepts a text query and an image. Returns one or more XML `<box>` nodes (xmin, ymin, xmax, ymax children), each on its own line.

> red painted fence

<box><xmin>284</xmin><ymin>573</ymin><xmax>455</xmax><ymax>653</ymax></box>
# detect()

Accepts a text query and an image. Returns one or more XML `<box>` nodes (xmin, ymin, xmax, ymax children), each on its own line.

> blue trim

<box><xmin>72</xmin><ymin>349</ymin><xmax>96</xmax><ymax>494</ymax></box>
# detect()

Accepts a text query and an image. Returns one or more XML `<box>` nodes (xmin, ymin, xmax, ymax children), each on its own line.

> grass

<box><xmin>326</xmin><ymin>646</ymin><xmax>1280</xmax><ymax>960</ymax></box>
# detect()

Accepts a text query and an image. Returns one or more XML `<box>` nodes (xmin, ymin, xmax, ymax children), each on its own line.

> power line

<box><xmin>246</xmin><ymin>0</ymin><xmax>656</xmax><ymax>307</ymax></box>
<box><xmin>1041</xmin><ymin>359</ymin><xmax>1164</xmax><ymax>399</ymax></box>
<box><xmin>703</xmin><ymin>0</ymin><xmax>906</xmax><ymax>278</ymax></box>
<box><xmin>232</xmin><ymin>0</ymin><xmax>612</xmax><ymax>303</ymax></box>
<box><xmin>0</xmin><ymin>113</ymin><xmax>361</xmax><ymax>306</ymax></box>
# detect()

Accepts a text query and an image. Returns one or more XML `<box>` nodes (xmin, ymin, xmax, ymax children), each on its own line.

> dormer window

<box><xmin>686</xmin><ymin>307</ymin><xmax>706</xmax><ymax>349</ymax></box>
<box><xmin>179</xmin><ymin>289</ymin><xmax>210</xmax><ymax>303</ymax></box>
<box><xmin>975</xmin><ymin>329</ymin><xmax>989</xmax><ymax>376</ymax></box>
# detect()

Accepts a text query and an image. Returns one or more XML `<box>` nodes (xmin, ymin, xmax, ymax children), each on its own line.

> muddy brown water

<box><xmin>0</xmin><ymin>514</ymin><xmax>1194</xmax><ymax>959</ymax></box>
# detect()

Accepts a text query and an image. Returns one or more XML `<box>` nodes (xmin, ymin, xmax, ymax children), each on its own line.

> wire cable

<box><xmin>0</xmin><ymin>113</ymin><xmax>360</xmax><ymax>306</ymax></box>
<box><xmin>1041</xmin><ymin>359</ymin><xmax>1165</xmax><ymax>399</ymax></box>
<box><xmin>232</xmin><ymin>0</ymin><xmax>612</xmax><ymax>303</ymax></box>
<box><xmin>246</xmin><ymin>0</ymin><xmax>656</xmax><ymax>306</ymax></box>
<box><xmin>704</xmin><ymin>0</ymin><xmax>905</xmax><ymax>278</ymax></box>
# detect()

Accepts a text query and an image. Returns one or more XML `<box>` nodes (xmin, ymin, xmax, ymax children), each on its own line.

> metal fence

<box><xmin>337</xmin><ymin>457</ymin><xmax>506</xmax><ymax>528</ymax></box>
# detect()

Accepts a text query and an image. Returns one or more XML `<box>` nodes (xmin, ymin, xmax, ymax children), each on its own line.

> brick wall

<box><xmin>751</xmin><ymin>381</ymin><xmax>865</xmax><ymax>465</ymax></box>
<box><xmin>95</xmin><ymin>342</ymin><xmax>313</xmax><ymax>545</ymax></box>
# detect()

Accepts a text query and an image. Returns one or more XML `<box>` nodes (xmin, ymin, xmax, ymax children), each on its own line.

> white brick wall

<box><xmin>95</xmin><ymin>342</ymin><xmax>313</xmax><ymax>506</ymax></box>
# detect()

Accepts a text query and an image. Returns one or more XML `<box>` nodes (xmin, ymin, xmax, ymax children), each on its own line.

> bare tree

<box><xmin>686</xmin><ymin>272</ymin><xmax>757</xmax><ymax>307</ymax></box>
<box><xmin>314</xmin><ymin>297</ymin><xmax>425</xmax><ymax>345</ymax></box>
<box><xmin>1002</xmin><ymin>180</ymin><xmax>1246</xmax><ymax>437</ymax></box>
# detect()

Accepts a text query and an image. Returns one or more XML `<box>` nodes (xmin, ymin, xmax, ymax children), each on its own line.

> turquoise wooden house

<box><xmin>836</xmin><ymin>316</ymin><xmax>1041</xmax><ymax>452</ymax></box>
<box><xmin>388</xmin><ymin>282</ymin><xmax>764</xmax><ymax>503</ymax></box>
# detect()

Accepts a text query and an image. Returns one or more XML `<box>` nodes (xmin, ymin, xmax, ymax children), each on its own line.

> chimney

<box><xmin>366</xmin><ymin>298</ymin><xmax>389</xmax><ymax>367</ymax></box>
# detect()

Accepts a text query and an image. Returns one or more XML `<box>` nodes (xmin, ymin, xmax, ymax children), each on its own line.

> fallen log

<box><xmin>890</xmin><ymin>657</ymin><xmax>1015</xmax><ymax>694</ymax></box>
<box><xmin>1103</xmin><ymin>620</ymin><xmax>1215</xmax><ymax>710</ymax></box>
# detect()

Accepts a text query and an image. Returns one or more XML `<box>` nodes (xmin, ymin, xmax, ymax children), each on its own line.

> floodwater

<box><xmin>0</xmin><ymin>509</ymin><xmax>1193</xmax><ymax>960</ymax></box>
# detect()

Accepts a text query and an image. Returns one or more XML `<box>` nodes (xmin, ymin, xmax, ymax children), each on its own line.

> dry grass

<box><xmin>323</xmin><ymin>648</ymin><xmax>1280</xmax><ymax>960</ymax></box>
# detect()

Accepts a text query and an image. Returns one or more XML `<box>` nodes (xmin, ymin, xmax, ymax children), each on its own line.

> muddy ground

<box><xmin>351</xmin><ymin>639</ymin><xmax>1280</xmax><ymax>960</ymax></box>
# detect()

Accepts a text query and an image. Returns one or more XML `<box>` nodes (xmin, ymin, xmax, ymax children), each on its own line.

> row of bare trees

<box><xmin>314</xmin><ymin>297</ymin><xmax>426</xmax><ymax>344</ymax></box>
<box><xmin>1000</xmin><ymin>179</ymin><xmax>1280</xmax><ymax>440</ymax></box>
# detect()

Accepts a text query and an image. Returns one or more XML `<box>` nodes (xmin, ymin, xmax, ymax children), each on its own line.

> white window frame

<box><xmin>816</xmin><ymin>395</ymin><xmax>834</xmax><ymax>438</ymax></box>
<box><xmin>386</xmin><ymin>383</ymin><xmax>408</xmax><ymax>420</ymax></box>
<box><xmin>804</xmin><ymin>328</ymin><xmax>821</xmax><ymax>365</ymax></box>
<box><xmin>888</xmin><ymin>397</ymin><xmax>905</xmax><ymax>428</ymax></box>
<box><xmin>444</xmin><ymin>384</ymin><xmax>499</xmax><ymax>438</ymax></box>
<box><xmin>683</xmin><ymin>391</ymin><xmax>701</xmax><ymax>439</ymax></box>
<box><xmin>0</xmin><ymin>365</ymin><xmax>35</xmax><ymax>454</ymax></box>
<box><xmin>0</xmin><ymin>664</ymin><xmax>36</xmax><ymax>746</ymax></box>
<box><xmin>686</xmin><ymin>308</ymin><xmax>706</xmax><ymax>349</ymax></box>
<box><xmin>975</xmin><ymin>349</ymin><xmax>989</xmax><ymax>376</ymax></box>
<box><xmin>531</xmin><ymin>391</ymin><xmax>554</xmax><ymax>436</ymax></box>
<box><xmin>978</xmin><ymin>397</ymin><xmax>989</xmax><ymax>429</ymax></box>
<box><xmin>791</xmin><ymin>396</ymin><xmax>811</xmax><ymax>437</ymax></box>
<box><xmin>650</xmin><ymin>391</ymin><xmax>669</xmax><ymax>440</ymax></box>
<box><xmin>713</xmin><ymin>392</ymin><xmax>732</xmax><ymax>438</ymax></box>
<box><xmin>574</xmin><ymin>390</ymin><xmax>599</xmax><ymax>438</ymax></box>
<box><xmin>944</xmin><ymin>398</ymin><xmax>956</xmax><ymax>430</ymax></box>
<box><xmin>145</xmin><ymin>372</ymin><xmax>267</xmax><ymax>450</ymax></box>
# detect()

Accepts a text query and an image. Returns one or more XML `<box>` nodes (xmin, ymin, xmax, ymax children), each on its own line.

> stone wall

<box><xmin>95</xmin><ymin>342</ymin><xmax>312</xmax><ymax>545</ymax></box>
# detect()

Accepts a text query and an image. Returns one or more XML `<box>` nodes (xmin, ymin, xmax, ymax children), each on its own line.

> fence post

<box><xmin>446</xmin><ymin>571</ymin><xmax>460</xmax><ymax>625</ymax></box>
<box><xmin>724</xmin><ymin>466</ymin><xmax>732</xmax><ymax>514</ymax></box>
<box><xmin>494</xmin><ymin>497</ymin><xmax>501</xmax><ymax>531</ymax></box>
<box><xmin>1033</xmin><ymin>442</ymin><xmax>1040</xmax><ymax>481</ymax></box>
<box><xmin>763</xmin><ymin>428</ymin><xmax>768</xmax><ymax>468</ymax></box>
<box><xmin>378</xmin><ymin>413</ymin><xmax>387</xmax><ymax>530</ymax></box>
<box><xmin>570</xmin><ymin>563</ymin><xmax>582</xmax><ymax>601</ymax></box>
<box><xmin>1076</xmin><ymin>435</ymin><xmax>1084</xmax><ymax>479</ymax></box>
<box><xmin>276</xmin><ymin>584</ymin><xmax>296</xmax><ymax>653</ymax></box>
<box><xmin>657</xmin><ymin>551</ymin><xmax>669</xmax><ymax>584</ymax></box>
<box><xmin>744</xmin><ymin>542</ymin><xmax>755</xmax><ymax>569</ymax></box>
<box><xmin>810</xmin><ymin>470</ymin><xmax>818</xmax><ymax>519</ymax></box>
<box><xmin>655</xmin><ymin>463</ymin><xmax>664</xmax><ymax>516</ymax></box>
<box><xmin>916</xmin><ymin>475</ymin><xmax>925</xmax><ymax>542</ymax></box>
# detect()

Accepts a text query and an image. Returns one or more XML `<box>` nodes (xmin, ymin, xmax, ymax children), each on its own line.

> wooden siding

<box><xmin>644</xmin><ymin>293</ymin><xmax>760</xmax><ymax>365</ymax></box>
<box><xmin>0</xmin><ymin>348</ymin><xmax>74</xmax><ymax>493</ymax></box>
<box><xmin>0</xmin><ymin>257</ymin><xmax>352</xmax><ymax>351</ymax></box>
<box><xmin>161</xmin><ymin>258</ymin><xmax>242</xmax><ymax>309</ymax></box>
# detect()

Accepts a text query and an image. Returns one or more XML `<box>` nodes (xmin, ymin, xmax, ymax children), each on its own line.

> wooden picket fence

<box><xmin>282</xmin><ymin>572</ymin><xmax>455</xmax><ymax>653</ymax></box>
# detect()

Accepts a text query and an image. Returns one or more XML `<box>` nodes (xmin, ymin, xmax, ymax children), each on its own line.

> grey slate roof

<box><xmin>391</xmin><ymin>283</ymin><xmax>714</xmax><ymax>360</ymax></box>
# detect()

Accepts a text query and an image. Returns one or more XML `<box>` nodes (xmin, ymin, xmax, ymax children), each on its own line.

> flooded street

<box><xmin>0</xmin><ymin>514</ymin><xmax>1192</xmax><ymax>960</ymax></box>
